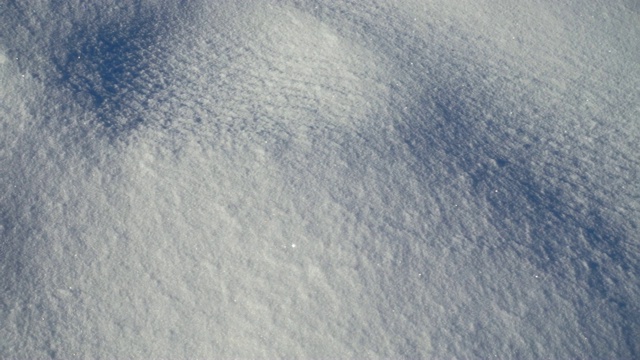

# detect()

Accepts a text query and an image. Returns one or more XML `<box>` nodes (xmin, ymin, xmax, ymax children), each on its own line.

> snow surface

<box><xmin>1</xmin><ymin>0</ymin><xmax>639</xmax><ymax>358</ymax></box>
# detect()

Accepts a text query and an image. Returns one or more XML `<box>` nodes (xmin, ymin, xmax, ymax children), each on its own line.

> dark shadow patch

<box><xmin>52</xmin><ymin>12</ymin><xmax>173</xmax><ymax>137</ymax></box>
<box><xmin>494</xmin><ymin>158</ymin><xmax>509</xmax><ymax>168</ymax></box>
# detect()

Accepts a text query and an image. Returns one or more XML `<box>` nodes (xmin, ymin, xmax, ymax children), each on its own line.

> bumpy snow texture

<box><xmin>1</xmin><ymin>0</ymin><xmax>639</xmax><ymax>358</ymax></box>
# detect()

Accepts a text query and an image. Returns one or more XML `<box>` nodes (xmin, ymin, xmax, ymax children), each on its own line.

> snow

<box><xmin>1</xmin><ymin>0</ymin><xmax>639</xmax><ymax>358</ymax></box>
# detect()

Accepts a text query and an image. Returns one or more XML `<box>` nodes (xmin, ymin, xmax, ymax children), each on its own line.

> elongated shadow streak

<box><xmin>399</xmin><ymin>84</ymin><xmax>638</xmax><ymax>354</ymax></box>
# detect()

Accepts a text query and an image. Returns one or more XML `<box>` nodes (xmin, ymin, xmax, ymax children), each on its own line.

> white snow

<box><xmin>1</xmin><ymin>0</ymin><xmax>639</xmax><ymax>358</ymax></box>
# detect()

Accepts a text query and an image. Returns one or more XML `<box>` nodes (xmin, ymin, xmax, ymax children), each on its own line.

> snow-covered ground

<box><xmin>1</xmin><ymin>0</ymin><xmax>638</xmax><ymax>358</ymax></box>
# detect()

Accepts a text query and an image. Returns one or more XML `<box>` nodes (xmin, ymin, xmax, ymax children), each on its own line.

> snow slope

<box><xmin>1</xmin><ymin>0</ymin><xmax>639</xmax><ymax>358</ymax></box>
